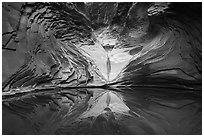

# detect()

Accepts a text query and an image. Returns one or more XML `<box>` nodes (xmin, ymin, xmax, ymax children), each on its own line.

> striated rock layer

<box><xmin>2</xmin><ymin>2</ymin><xmax>202</xmax><ymax>135</ymax></box>
<box><xmin>2</xmin><ymin>2</ymin><xmax>201</xmax><ymax>90</ymax></box>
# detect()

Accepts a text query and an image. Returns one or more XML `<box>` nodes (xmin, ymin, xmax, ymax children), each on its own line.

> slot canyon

<box><xmin>2</xmin><ymin>2</ymin><xmax>202</xmax><ymax>135</ymax></box>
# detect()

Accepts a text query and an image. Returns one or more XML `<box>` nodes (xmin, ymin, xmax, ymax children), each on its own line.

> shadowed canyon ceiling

<box><xmin>2</xmin><ymin>2</ymin><xmax>202</xmax><ymax>135</ymax></box>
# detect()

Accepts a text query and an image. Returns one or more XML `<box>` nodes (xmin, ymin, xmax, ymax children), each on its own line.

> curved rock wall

<box><xmin>2</xmin><ymin>2</ymin><xmax>201</xmax><ymax>91</ymax></box>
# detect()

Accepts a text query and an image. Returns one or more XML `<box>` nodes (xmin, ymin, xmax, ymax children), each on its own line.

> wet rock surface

<box><xmin>2</xmin><ymin>2</ymin><xmax>202</xmax><ymax>135</ymax></box>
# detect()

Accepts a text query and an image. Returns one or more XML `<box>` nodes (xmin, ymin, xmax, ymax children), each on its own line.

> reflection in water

<box><xmin>2</xmin><ymin>2</ymin><xmax>201</xmax><ymax>135</ymax></box>
<box><xmin>2</xmin><ymin>87</ymin><xmax>201</xmax><ymax>135</ymax></box>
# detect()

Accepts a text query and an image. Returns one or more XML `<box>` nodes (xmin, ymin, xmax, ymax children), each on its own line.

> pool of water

<box><xmin>2</xmin><ymin>87</ymin><xmax>201</xmax><ymax>135</ymax></box>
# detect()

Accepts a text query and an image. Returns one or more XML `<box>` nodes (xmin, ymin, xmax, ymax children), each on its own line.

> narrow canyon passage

<box><xmin>2</xmin><ymin>2</ymin><xmax>202</xmax><ymax>135</ymax></box>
